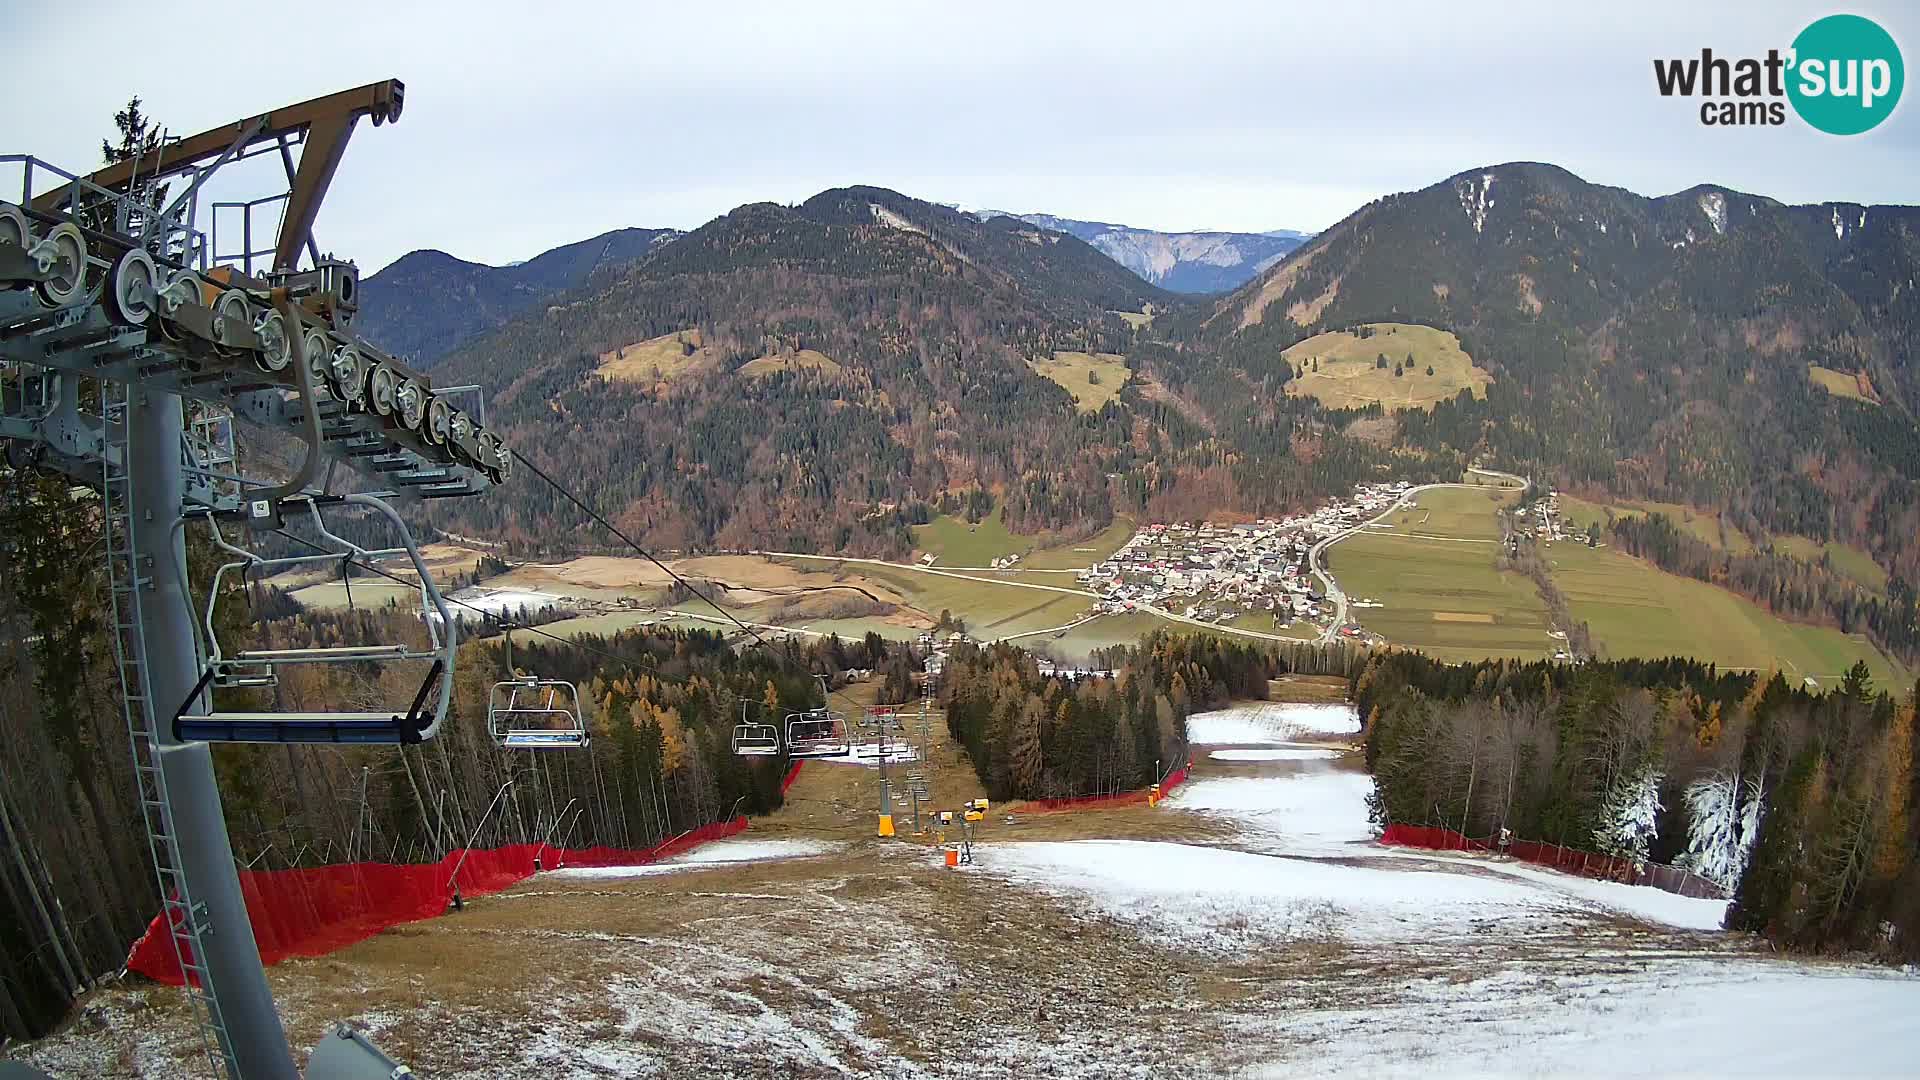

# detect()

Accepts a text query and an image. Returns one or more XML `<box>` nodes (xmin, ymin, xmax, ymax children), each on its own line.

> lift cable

<box><xmin>260</xmin><ymin>525</ymin><xmax>709</xmax><ymax>693</ymax></box>
<box><xmin>507</xmin><ymin>448</ymin><xmax>873</xmax><ymax>717</ymax></box>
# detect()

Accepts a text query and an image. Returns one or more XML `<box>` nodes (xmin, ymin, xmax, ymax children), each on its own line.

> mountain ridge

<box><xmin>1177</xmin><ymin>159</ymin><xmax>1919</xmax><ymax>592</ymax></box>
<box><xmin>355</xmin><ymin>225</ymin><xmax>683</xmax><ymax>367</ymax></box>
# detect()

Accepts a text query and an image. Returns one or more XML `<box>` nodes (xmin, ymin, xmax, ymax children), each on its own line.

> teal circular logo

<box><xmin>1788</xmin><ymin>14</ymin><xmax>1903</xmax><ymax>135</ymax></box>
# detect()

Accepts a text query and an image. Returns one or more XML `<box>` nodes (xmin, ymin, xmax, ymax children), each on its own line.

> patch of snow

<box><xmin>550</xmin><ymin>838</ymin><xmax>842</xmax><ymax>878</ymax></box>
<box><xmin>1448</xmin><ymin>856</ymin><xmax>1730</xmax><ymax>931</ymax></box>
<box><xmin>1240</xmin><ymin>960</ymin><xmax>1920</xmax><ymax>1078</ymax></box>
<box><xmin>1699</xmin><ymin>191</ymin><xmax>1727</xmax><ymax>235</ymax></box>
<box><xmin>984</xmin><ymin>839</ymin><xmax>1577</xmax><ymax>948</ymax></box>
<box><xmin>1170</xmin><ymin>772</ymin><xmax>1375</xmax><ymax>855</ymax></box>
<box><xmin>1186</xmin><ymin>702</ymin><xmax>1360</xmax><ymax>744</ymax></box>
<box><xmin>1208</xmin><ymin>746</ymin><xmax>1340</xmax><ymax>762</ymax></box>
<box><xmin>444</xmin><ymin>586</ymin><xmax>565</xmax><ymax>620</ymax></box>
<box><xmin>1456</xmin><ymin>172</ymin><xmax>1495</xmax><ymax>234</ymax></box>
<box><xmin>1834</xmin><ymin>205</ymin><xmax>1845</xmax><ymax>240</ymax></box>
<box><xmin>810</xmin><ymin>741</ymin><xmax>921</xmax><ymax>767</ymax></box>
<box><xmin>869</xmin><ymin>203</ymin><xmax>924</xmax><ymax>234</ymax></box>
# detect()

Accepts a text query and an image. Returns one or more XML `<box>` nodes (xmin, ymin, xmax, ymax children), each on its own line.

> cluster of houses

<box><xmin>1504</xmin><ymin>491</ymin><xmax>1590</xmax><ymax>556</ymax></box>
<box><xmin>1076</xmin><ymin>482</ymin><xmax>1416</xmax><ymax>630</ymax></box>
<box><xmin>1519</xmin><ymin>493</ymin><xmax>1568</xmax><ymax>543</ymax></box>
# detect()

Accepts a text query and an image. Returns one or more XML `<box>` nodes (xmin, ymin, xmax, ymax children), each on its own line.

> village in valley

<box><xmin>1076</xmin><ymin>481</ymin><xmax>1418</xmax><ymax>635</ymax></box>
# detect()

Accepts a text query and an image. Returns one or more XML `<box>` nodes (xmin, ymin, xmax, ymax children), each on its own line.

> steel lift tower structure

<box><xmin>2</xmin><ymin>80</ymin><xmax>511</xmax><ymax>1078</ymax></box>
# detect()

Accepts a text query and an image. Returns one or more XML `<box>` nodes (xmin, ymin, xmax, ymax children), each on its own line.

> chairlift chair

<box><xmin>489</xmin><ymin>675</ymin><xmax>589</xmax><ymax>750</ymax></box>
<box><xmin>863</xmin><ymin>704</ymin><xmax>909</xmax><ymax>732</ymax></box>
<box><xmin>172</xmin><ymin>494</ymin><xmax>456</xmax><ymax>744</ymax></box>
<box><xmin>784</xmin><ymin>707</ymin><xmax>849</xmax><ymax>757</ymax></box>
<box><xmin>731</xmin><ymin>702</ymin><xmax>781</xmax><ymax>756</ymax></box>
<box><xmin>487</xmin><ymin>622</ymin><xmax>588</xmax><ymax>749</ymax></box>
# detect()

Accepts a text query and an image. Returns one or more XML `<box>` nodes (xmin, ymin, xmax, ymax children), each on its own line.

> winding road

<box><xmin>1308</xmin><ymin>468</ymin><xmax>1527</xmax><ymax>643</ymax></box>
<box><xmin>757</xmin><ymin>468</ymin><xmax>1527</xmax><ymax>650</ymax></box>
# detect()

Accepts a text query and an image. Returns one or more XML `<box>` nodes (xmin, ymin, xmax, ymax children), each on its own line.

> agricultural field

<box><xmin>595</xmin><ymin>328</ymin><xmax>716</xmax><ymax>387</ymax></box>
<box><xmin>1545</xmin><ymin>541</ymin><xmax>1909</xmax><ymax>689</ymax></box>
<box><xmin>911</xmin><ymin>505</ymin><xmax>1129</xmax><ymax>569</ymax></box>
<box><xmin>1555</xmin><ymin>493</ymin><xmax>1755</xmax><ymax>554</ymax></box>
<box><xmin>1462</xmin><ymin>467</ymin><xmax>1526</xmax><ymax>489</ymax></box>
<box><xmin>799</xmin><ymin>561</ymin><xmax>1092</xmax><ymax>642</ymax></box>
<box><xmin>1032</xmin><ymin>611</ymin><xmax>1168</xmax><ymax>658</ymax></box>
<box><xmin>910</xmin><ymin>506</ymin><xmax>1027</xmax><ymax>565</ymax></box>
<box><xmin>1807</xmin><ymin>364</ymin><xmax>1880</xmax><ymax>404</ymax></box>
<box><xmin>1768</xmin><ymin>535</ymin><xmax>1890</xmax><ymax>595</ymax></box>
<box><xmin>1281</xmin><ymin>322</ymin><xmax>1490</xmax><ymax>412</ymax></box>
<box><xmin>287</xmin><ymin>580</ymin><xmax>421</xmax><ymax>611</ymax></box>
<box><xmin>1331</xmin><ymin>486</ymin><xmax>1556</xmax><ymax>662</ymax></box>
<box><xmin>1332</xmin><ymin>541</ymin><xmax>1555</xmax><ymax>662</ymax></box>
<box><xmin>737</xmin><ymin>349</ymin><xmax>842</xmax><ymax>378</ymax></box>
<box><xmin>1026</xmin><ymin>351</ymin><xmax>1130</xmax><ymax>412</ymax></box>
<box><xmin>1556</xmin><ymin>494</ymin><xmax>1891</xmax><ymax>596</ymax></box>
<box><xmin>1111</xmin><ymin>307</ymin><xmax>1154</xmax><ymax>330</ymax></box>
<box><xmin>1017</xmin><ymin>518</ymin><xmax>1135</xmax><ymax>569</ymax></box>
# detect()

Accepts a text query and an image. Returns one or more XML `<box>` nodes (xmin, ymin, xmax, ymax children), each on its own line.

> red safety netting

<box><xmin>126</xmin><ymin>816</ymin><xmax>749</xmax><ymax>986</ymax></box>
<box><xmin>1022</xmin><ymin>763</ymin><xmax>1191</xmax><ymax>814</ymax></box>
<box><xmin>1379</xmin><ymin>823</ymin><xmax>1488</xmax><ymax>852</ymax></box>
<box><xmin>1380</xmin><ymin>823</ymin><xmax>1641</xmax><ymax>883</ymax></box>
<box><xmin>781</xmin><ymin>760</ymin><xmax>804</xmax><ymax>794</ymax></box>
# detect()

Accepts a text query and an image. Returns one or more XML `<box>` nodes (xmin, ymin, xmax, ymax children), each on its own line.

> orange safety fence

<box><xmin>1022</xmin><ymin>763</ymin><xmax>1191</xmax><ymax>814</ymax></box>
<box><xmin>126</xmin><ymin>816</ymin><xmax>749</xmax><ymax>986</ymax></box>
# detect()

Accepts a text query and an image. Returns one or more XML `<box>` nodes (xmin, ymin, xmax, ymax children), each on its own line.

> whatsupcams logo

<box><xmin>1653</xmin><ymin>13</ymin><xmax>1903</xmax><ymax>133</ymax></box>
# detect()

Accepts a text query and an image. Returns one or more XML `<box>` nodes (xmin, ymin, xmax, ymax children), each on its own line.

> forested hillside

<box><xmin>394</xmin><ymin>167</ymin><xmax>1917</xmax><ymax>662</ymax></box>
<box><xmin>423</xmin><ymin>186</ymin><xmax>1422</xmax><ymax>556</ymax></box>
<box><xmin>1162</xmin><ymin>162</ymin><xmax>1920</xmax><ymax>665</ymax></box>
<box><xmin>1358</xmin><ymin>649</ymin><xmax>1919</xmax><ymax>959</ymax></box>
<box><xmin>940</xmin><ymin>633</ymin><xmax>1365</xmax><ymax>801</ymax></box>
<box><xmin>356</xmin><ymin>226</ymin><xmax>681</xmax><ymax>367</ymax></box>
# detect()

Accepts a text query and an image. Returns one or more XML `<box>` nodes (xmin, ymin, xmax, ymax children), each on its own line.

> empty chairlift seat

<box><xmin>171</xmin><ymin>494</ymin><xmax>457</xmax><ymax>745</ymax></box>
<box><xmin>489</xmin><ymin>674</ymin><xmax>588</xmax><ymax>749</ymax></box>
<box><xmin>731</xmin><ymin>703</ymin><xmax>781</xmax><ymax>756</ymax></box>
<box><xmin>784</xmin><ymin>708</ymin><xmax>848</xmax><ymax>757</ymax></box>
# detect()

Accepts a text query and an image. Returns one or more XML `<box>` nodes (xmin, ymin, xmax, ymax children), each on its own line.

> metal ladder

<box><xmin>101</xmin><ymin>379</ymin><xmax>238</xmax><ymax>1079</ymax></box>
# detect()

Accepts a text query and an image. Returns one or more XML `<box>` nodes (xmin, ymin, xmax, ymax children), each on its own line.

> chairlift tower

<box><xmin>1</xmin><ymin>81</ymin><xmax>512</xmax><ymax>1078</ymax></box>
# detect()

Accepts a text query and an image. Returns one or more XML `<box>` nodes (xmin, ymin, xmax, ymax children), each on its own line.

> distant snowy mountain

<box><xmin>947</xmin><ymin>208</ymin><xmax>1311</xmax><ymax>293</ymax></box>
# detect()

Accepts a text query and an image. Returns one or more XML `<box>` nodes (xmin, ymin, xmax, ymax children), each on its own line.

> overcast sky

<box><xmin>8</xmin><ymin>1</ymin><xmax>1916</xmax><ymax>273</ymax></box>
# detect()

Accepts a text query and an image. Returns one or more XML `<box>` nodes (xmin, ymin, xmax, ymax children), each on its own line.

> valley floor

<box><xmin>13</xmin><ymin>704</ymin><xmax>1918</xmax><ymax>1078</ymax></box>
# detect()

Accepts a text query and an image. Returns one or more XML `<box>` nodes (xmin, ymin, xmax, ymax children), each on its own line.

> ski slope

<box><xmin>549</xmin><ymin>837</ymin><xmax>843</xmax><ymax>878</ymax></box>
<box><xmin>976</xmin><ymin>700</ymin><xmax>1917</xmax><ymax>1074</ymax></box>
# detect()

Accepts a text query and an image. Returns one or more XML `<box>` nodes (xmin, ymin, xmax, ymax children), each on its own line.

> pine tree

<box><xmin>1010</xmin><ymin>697</ymin><xmax>1044</xmax><ymax>796</ymax></box>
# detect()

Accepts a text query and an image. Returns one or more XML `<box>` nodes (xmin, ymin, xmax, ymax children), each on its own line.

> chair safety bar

<box><xmin>174</xmin><ymin>660</ymin><xmax>444</xmax><ymax>744</ymax></box>
<box><xmin>234</xmin><ymin>644</ymin><xmax>410</xmax><ymax>660</ymax></box>
<box><xmin>500</xmin><ymin>731</ymin><xmax>590</xmax><ymax>750</ymax></box>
